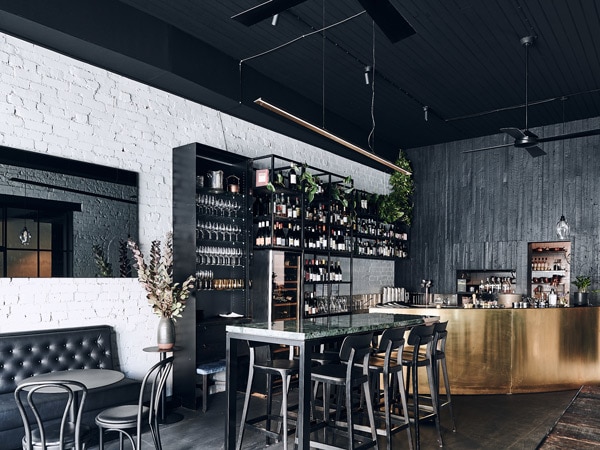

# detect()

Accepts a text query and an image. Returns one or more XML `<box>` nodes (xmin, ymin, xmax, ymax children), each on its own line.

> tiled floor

<box><xmin>89</xmin><ymin>388</ymin><xmax>577</xmax><ymax>449</ymax></box>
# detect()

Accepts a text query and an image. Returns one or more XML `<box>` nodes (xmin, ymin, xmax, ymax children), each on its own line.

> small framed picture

<box><xmin>255</xmin><ymin>169</ymin><xmax>269</xmax><ymax>187</ymax></box>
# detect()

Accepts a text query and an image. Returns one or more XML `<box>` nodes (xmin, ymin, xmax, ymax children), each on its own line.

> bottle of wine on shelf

<box><xmin>288</xmin><ymin>166</ymin><xmax>298</xmax><ymax>189</ymax></box>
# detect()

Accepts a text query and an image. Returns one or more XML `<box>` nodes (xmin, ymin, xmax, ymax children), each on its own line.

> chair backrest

<box><xmin>377</xmin><ymin>326</ymin><xmax>406</xmax><ymax>365</ymax></box>
<box><xmin>14</xmin><ymin>379</ymin><xmax>88</xmax><ymax>450</ymax></box>
<box><xmin>433</xmin><ymin>320</ymin><xmax>448</xmax><ymax>355</ymax></box>
<box><xmin>339</xmin><ymin>333</ymin><xmax>374</xmax><ymax>366</ymax></box>
<box><xmin>407</xmin><ymin>324</ymin><xmax>436</xmax><ymax>360</ymax></box>
<box><xmin>139</xmin><ymin>356</ymin><xmax>174</xmax><ymax>429</ymax></box>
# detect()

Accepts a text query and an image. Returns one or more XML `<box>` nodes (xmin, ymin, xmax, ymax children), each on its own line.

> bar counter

<box><xmin>372</xmin><ymin>306</ymin><xmax>600</xmax><ymax>394</ymax></box>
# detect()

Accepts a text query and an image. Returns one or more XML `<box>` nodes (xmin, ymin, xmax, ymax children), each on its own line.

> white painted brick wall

<box><xmin>0</xmin><ymin>32</ymin><xmax>393</xmax><ymax>379</ymax></box>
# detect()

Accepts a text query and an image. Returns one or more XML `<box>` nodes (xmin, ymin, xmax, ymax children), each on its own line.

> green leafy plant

<box><xmin>378</xmin><ymin>151</ymin><xmax>414</xmax><ymax>225</ymax></box>
<box><xmin>128</xmin><ymin>232</ymin><xmax>195</xmax><ymax>321</ymax></box>
<box><xmin>92</xmin><ymin>244</ymin><xmax>113</xmax><ymax>277</ymax></box>
<box><xmin>572</xmin><ymin>275</ymin><xmax>592</xmax><ymax>293</ymax></box>
<box><xmin>330</xmin><ymin>175</ymin><xmax>354</xmax><ymax>208</ymax></box>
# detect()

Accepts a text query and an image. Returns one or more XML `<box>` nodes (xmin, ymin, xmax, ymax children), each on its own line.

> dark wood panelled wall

<box><xmin>395</xmin><ymin>116</ymin><xmax>600</xmax><ymax>300</ymax></box>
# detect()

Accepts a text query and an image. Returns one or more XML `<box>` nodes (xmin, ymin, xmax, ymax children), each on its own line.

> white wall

<box><xmin>0</xmin><ymin>32</ymin><xmax>393</xmax><ymax>378</ymax></box>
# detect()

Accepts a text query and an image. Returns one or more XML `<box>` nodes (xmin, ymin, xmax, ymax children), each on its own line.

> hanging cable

<box><xmin>367</xmin><ymin>20</ymin><xmax>376</xmax><ymax>152</ymax></box>
<box><xmin>556</xmin><ymin>96</ymin><xmax>570</xmax><ymax>239</ymax></box>
<box><xmin>322</xmin><ymin>0</ymin><xmax>325</xmax><ymax>129</ymax></box>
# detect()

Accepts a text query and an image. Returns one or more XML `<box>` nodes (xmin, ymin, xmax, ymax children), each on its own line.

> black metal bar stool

<box><xmin>309</xmin><ymin>332</ymin><xmax>378</xmax><ymax>450</ymax></box>
<box><xmin>237</xmin><ymin>342</ymin><xmax>299</xmax><ymax>450</ymax></box>
<box><xmin>432</xmin><ymin>321</ymin><xmax>456</xmax><ymax>433</ymax></box>
<box><xmin>367</xmin><ymin>326</ymin><xmax>413</xmax><ymax>450</ymax></box>
<box><xmin>402</xmin><ymin>324</ymin><xmax>442</xmax><ymax>449</ymax></box>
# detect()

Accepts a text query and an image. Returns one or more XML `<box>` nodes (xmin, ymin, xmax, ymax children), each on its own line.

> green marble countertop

<box><xmin>226</xmin><ymin>312</ymin><xmax>438</xmax><ymax>340</ymax></box>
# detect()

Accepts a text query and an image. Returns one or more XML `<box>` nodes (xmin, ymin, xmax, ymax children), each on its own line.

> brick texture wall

<box><xmin>0</xmin><ymin>32</ymin><xmax>394</xmax><ymax>378</ymax></box>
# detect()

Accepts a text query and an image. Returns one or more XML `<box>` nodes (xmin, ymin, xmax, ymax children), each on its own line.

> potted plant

<box><xmin>377</xmin><ymin>151</ymin><xmax>414</xmax><ymax>225</ymax></box>
<box><xmin>128</xmin><ymin>232</ymin><xmax>195</xmax><ymax>349</ymax></box>
<box><xmin>572</xmin><ymin>275</ymin><xmax>592</xmax><ymax>306</ymax></box>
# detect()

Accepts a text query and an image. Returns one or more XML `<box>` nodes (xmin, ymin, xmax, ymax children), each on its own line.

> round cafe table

<box><xmin>143</xmin><ymin>346</ymin><xmax>182</xmax><ymax>424</ymax></box>
<box><xmin>18</xmin><ymin>369</ymin><xmax>124</xmax><ymax>391</ymax></box>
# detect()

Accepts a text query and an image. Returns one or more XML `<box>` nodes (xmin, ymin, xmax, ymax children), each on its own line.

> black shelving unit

<box><xmin>172</xmin><ymin>142</ymin><xmax>251</xmax><ymax>410</ymax></box>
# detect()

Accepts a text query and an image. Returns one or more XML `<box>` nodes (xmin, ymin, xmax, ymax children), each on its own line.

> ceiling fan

<box><xmin>231</xmin><ymin>0</ymin><xmax>416</xmax><ymax>43</ymax></box>
<box><xmin>463</xmin><ymin>36</ymin><xmax>600</xmax><ymax>157</ymax></box>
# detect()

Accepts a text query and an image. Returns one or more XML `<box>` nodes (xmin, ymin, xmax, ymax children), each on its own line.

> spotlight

<box><xmin>364</xmin><ymin>65</ymin><xmax>373</xmax><ymax>85</ymax></box>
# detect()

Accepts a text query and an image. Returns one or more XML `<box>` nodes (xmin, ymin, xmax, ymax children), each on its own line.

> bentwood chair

<box><xmin>95</xmin><ymin>356</ymin><xmax>174</xmax><ymax>450</ymax></box>
<box><xmin>14</xmin><ymin>380</ymin><xmax>91</xmax><ymax>450</ymax></box>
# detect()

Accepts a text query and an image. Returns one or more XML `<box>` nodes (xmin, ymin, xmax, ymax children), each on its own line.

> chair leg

<box><xmin>280</xmin><ymin>371</ymin><xmax>289</xmax><ymax>450</ymax></box>
<box><xmin>395</xmin><ymin>370</ymin><xmax>413</xmax><ymax>450</ymax></box>
<box><xmin>412</xmin><ymin>366</ymin><xmax>420</xmax><ymax>450</ymax></box>
<box><xmin>346</xmin><ymin>382</ymin><xmax>355</xmax><ymax>450</ymax></box>
<box><xmin>202</xmin><ymin>374</ymin><xmax>208</xmax><ymax>413</ymax></box>
<box><xmin>266</xmin><ymin>373</ymin><xmax>273</xmax><ymax>445</ymax></box>
<box><xmin>362</xmin><ymin>377</ymin><xmax>378</xmax><ymax>449</ymax></box>
<box><xmin>98</xmin><ymin>427</ymin><xmax>104</xmax><ymax>450</ymax></box>
<box><xmin>426</xmin><ymin>363</ymin><xmax>443</xmax><ymax>447</ymax></box>
<box><xmin>236</xmin><ymin>364</ymin><xmax>255</xmax><ymax>450</ymax></box>
<box><xmin>440</xmin><ymin>358</ymin><xmax>456</xmax><ymax>432</ymax></box>
<box><xmin>383</xmin><ymin>372</ymin><xmax>392</xmax><ymax>450</ymax></box>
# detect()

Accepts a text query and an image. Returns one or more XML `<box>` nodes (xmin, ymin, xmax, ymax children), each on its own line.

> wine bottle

<box><xmin>264</xmin><ymin>220</ymin><xmax>272</xmax><ymax>246</ymax></box>
<box><xmin>288</xmin><ymin>166</ymin><xmax>298</xmax><ymax>188</ymax></box>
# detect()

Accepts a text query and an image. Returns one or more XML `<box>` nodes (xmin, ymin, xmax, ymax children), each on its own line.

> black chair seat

<box><xmin>311</xmin><ymin>350</ymin><xmax>340</xmax><ymax>366</ymax></box>
<box><xmin>96</xmin><ymin>405</ymin><xmax>150</xmax><ymax>426</ymax></box>
<box><xmin>254</xmin><ymin>358</ymin><xmax>300</xmax><ymax>374</ymax></box>
<box><xmin>311</xmin><ymin>364</ymin><xmax>368</xmax><ymax>386</ymax></box>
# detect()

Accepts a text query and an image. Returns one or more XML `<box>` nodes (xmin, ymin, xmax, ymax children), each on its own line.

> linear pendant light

<box><xmin>254</xmin><ymin>98</ymin><xmax>412</xmax><ymax>175</ymax></box>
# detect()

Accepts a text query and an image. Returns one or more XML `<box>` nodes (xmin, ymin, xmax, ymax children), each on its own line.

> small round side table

<box><xmin>143</xmin><ymin>346</ymin><xmax>183</xmax><ymax>424</ymax></box>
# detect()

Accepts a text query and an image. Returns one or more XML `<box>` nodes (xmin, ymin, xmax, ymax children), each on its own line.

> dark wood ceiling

<box><xmin>0</xmin><ymin>0</ymin><xmax>599</xmax><ymax>170</ymax></box>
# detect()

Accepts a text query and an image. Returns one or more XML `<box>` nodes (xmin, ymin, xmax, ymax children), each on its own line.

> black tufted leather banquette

<box><xmin>0</xmin><ymin>325</ymin><xmax>141</xmax><ymax>450</ymax></box>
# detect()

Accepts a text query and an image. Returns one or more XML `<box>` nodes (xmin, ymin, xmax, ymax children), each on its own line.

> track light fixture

<box><xmin>364</xmin><ymin>65</ymin><xmax>373</xmax><ymax>85</ymax></box>
<box><xmin>254</xmin><ymin>98</ymin><xmax>411</xmax><ymax>175</ymax></box>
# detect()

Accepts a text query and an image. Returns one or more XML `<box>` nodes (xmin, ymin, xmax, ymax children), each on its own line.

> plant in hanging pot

<box><xmin>128</xmin><ymin>232</ymin><xmax>195</xmax><ymax>349</ymax></box>
<box><xmin>572</xmin><ymin>275</ymin><xmax>592</xmax><ymax>307</ymax></box>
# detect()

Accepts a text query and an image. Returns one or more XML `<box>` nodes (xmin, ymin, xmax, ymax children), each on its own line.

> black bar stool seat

<box><xmin>237</xmin><ymin>342</ymin><xmax>299</xmax><ymax>450</ymax></box>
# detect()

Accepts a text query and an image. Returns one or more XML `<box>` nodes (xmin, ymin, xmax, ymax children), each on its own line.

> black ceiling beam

<box><xmin>0</xmin><ymin>0</ymin><xmax>399</xmax><ymax>172</ymax></box>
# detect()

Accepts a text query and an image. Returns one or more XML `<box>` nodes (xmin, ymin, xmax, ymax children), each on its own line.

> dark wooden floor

<box><xmin>538</xmin><ymin>385</ymin><xmax>600</xmax><ymax>449</ymax></box>
<box><xmin>89</xmin><ymin>389</ymin><xmax>579</xmax><ymax>449</ymax></box>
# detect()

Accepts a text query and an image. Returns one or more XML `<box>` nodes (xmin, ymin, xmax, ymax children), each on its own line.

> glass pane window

<box><xmin>1</xmin><ymin>203</ymin><xmax>72</xmax><ymax>277</ymax></box>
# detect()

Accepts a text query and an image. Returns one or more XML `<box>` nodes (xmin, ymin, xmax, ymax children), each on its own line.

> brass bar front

<box><xmin>395</xmin><ymin>307</ymin><xmax>600</xmax><ymax>394</ymax></box>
